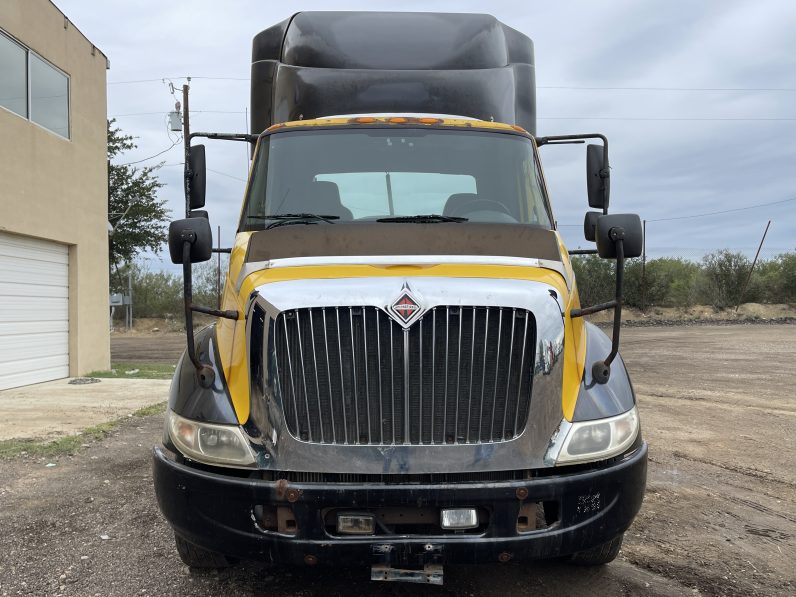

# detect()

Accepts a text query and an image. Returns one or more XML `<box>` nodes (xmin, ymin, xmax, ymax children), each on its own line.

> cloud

<box><xmin>56</xmin><ymin>0</ymin><xmax>796</xmax><ymax>269</ymax></box>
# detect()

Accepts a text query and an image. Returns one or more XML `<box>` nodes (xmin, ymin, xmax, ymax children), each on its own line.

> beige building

<box><xmin>0</xmin><ymin>0</ymin><xmax>110</xmax><ymax>389</ymax></box>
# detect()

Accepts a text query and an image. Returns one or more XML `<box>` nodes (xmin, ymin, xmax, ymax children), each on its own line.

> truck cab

<box><xmin>154</xmin><ymin>12</ymin><xmax>646</xmax><ymax>584</ymax></box>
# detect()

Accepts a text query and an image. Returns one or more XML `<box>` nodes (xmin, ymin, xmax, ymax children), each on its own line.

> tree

<box><xmin>107</xmin><ymin>119</ymin><xmax>170</xmax><ymax>268</ymax></box>
<box><xmin>698</xmin><ymin>250</ymin><xmax>752</xmax><ymax>308</ymax></box>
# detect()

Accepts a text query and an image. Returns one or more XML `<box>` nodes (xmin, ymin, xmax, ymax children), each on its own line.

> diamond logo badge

<box><xmin>388</xmin><ymin>286</ymin><xmax>424</xmax><ymax>326</ymax></box>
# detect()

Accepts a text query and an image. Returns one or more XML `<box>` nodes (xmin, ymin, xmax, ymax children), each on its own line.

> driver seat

<box><xmin>443</xmin><ymin>193</ymin><xmax>479</xmax><ymax>218</ymax></box>
<box><xmin>289</xmin><ymin>181</ymin><xmax>353</xmax><ymax>220</ymax></box>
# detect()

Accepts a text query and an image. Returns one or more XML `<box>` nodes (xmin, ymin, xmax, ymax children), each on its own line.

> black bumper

<box><xmin>153</xmin><ymin>442</ymin><xmax>647</xmax><ymax>566</ymax></box>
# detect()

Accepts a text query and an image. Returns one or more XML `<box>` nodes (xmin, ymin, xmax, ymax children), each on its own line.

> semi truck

<box><xmin>153</xmin><ymin>11</ymin><xmax>647</xmax><ymax>584</ymax></box>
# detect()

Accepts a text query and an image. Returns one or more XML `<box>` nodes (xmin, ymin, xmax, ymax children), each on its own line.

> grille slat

<box><xmin>271</xmin><ymin>306</ymin><xmax>535</xmax><ymax>445</ymax></box>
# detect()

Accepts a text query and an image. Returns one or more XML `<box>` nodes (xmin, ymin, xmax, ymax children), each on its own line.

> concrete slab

<box><xmin>0</xmin><ymin>378</ymin><xmax>170</xmax><ymax>441</ymax></box>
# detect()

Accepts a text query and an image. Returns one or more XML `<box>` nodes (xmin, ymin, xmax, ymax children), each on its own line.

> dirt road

<box><xmin>1</xmin><ymin>324</ymin><xmax>794</xmax><ymax>596</ymax></box>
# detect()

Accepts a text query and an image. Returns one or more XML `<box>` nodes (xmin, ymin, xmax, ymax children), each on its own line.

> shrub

<box><xmin>698</xmin><ymin>250</ymin><xmax>752</xmax><ymax>309</ymax></box>
<box><xmin>110</xmin><ymin>258</ymin><xmax>229</xmax><ymax>321</ymax></box>
<box><xmin>570</xmin><ymin>255</ymin><xmax>616</xmax><ymax>306</ymax></box>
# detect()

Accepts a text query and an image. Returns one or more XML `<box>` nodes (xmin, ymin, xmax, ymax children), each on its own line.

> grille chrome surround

<box><xmin>269</xmin><ymin>306</ymin><xmax>535</xmax><ymax>445</ymax></box>
<box><xmin>244</xmin><ymin>276</ymin><xmax>565</xmax><ymax>474</ymax></box>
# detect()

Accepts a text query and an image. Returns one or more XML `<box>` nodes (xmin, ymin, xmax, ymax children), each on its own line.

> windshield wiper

<box><xmin>250</xmin><ymin>213</ymin><xmax>340</xmax><ymax>229</ymax></box>
<box><xmin>376</xmin><ymin>214</ymin><xmax>468</xmax><ymax>223</ymax></box>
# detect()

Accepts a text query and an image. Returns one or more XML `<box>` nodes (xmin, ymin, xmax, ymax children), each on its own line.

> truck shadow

<box><xmin>186</xmin><ymin>558</ymin><xmax>673</xmax><ymax>596</ymax></box>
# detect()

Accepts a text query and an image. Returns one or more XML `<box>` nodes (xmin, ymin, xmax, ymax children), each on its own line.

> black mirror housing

<box><xmin>586</xmin><ymin>143</ymin><xmax>610</xmax><ymax>209</ymax></box>
<box><xmin>188</xmin><ymin>145</ymin><xmax>207</xmax><ymax>209</ymax></box>
<box><xmin>583</xmin><ymin>211</ymin><xmax>600</xmax><ymax>242</ymax></box>
<box><xmin>168</xmin><ymin>217</ymin><xmax>213</xmax><ymax>264</ymax></box>
<box><xmin>596</xmin><ymin>213</ymin><xmax>643</xmax><ymax>259</ymax></box>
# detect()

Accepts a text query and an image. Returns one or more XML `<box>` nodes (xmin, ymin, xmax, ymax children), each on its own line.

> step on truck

<box><xmin>153</xmin><ymin>11</ymin><xmax>647</xmax><ymax>584</ymax></box>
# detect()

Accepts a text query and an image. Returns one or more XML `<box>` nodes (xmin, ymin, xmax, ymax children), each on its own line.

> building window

<box><xmin>0</xmin><ymin>29</ymin><xmax>70</xmax><ymax>139</ymax></box>
<box><xmin>0</xmin><ymin>31</ymin><xmax>28</xmax><ymax>118</ymax></box>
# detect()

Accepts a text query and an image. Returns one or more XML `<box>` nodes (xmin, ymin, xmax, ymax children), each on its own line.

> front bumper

<box><xmin>153</xmin><ymin>442</ymin><xmax>647</xmax><ymax>566</ymax></box>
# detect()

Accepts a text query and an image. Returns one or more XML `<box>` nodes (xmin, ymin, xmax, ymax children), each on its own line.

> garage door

<box><xmin>0</xmin><ymin>233</ymin><xmax>69</xmax><ymax>390</ymax></box>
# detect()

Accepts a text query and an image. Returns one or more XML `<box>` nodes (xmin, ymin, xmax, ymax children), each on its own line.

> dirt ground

<box><xmin>0</xmin><ymin>324</ymin><xmax>794</xmax><ymax>596</ymax></box>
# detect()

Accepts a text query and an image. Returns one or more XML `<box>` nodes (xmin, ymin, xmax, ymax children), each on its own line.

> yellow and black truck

<box><xmin>153</xmin><ymin>12</ymin><xmax>647</xmax><ymax>584</ymax></box>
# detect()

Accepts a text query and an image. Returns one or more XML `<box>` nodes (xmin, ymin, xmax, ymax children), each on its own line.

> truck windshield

<box><xmin>241</xmin><ymin>128</ymin><xmax>552</xmax><ymax>230</ymax></box>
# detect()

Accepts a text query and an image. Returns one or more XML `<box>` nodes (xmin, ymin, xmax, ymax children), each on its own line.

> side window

<box><xmin>520</xmin><ymin>153</ymin><xmax>551</xmax><ymax>226</ymax></box>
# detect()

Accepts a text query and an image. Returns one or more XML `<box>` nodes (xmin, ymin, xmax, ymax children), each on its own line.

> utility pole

<box><xmin>736</xmin><ymin>220</ymin><xmax>771</xmax><ymax>312</ymax></box>
<box><xmin>127</xmin><ymin>267</ymin><xmax>133</xmax><ymax>331</ymax></box>
<box><xmin>641</xmin><ymin>219</ymin><xmax>647</xmax><ymax>311</ymax></box>
<box><xmin>182</xmin><ymin>80</ymin><xmax>191</xmax><ymax>217</ymax></box>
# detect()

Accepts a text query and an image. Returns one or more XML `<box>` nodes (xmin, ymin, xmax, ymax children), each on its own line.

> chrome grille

<box><xmin>269</xmin><ymin>306</ymin><xmax>535</xmax><ymax>445</ymax></box>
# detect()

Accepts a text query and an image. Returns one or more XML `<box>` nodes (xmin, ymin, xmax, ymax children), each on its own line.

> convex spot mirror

<box><xmin>596</xmin><ymin>213</ymin><xmax>643</xmax><ymax>259</ymax></box>
<box><xmin>188</xmin><ymin>144</ymin><xmax>206</xmax><ymax>209</ymax></box>
<box><xmin>168</xmin><ymin>217</ymin><xmax>213</xmax><ymax>264</ymax></box>
<box><xmin>586</xmin><ymin>144</ymin><xmax>610</xmax><ymax>209</ymax></box>
<box><xmin>583</xmin><ymin>211</ymin><xmax>600</xmax><ymax>242</ymax></box>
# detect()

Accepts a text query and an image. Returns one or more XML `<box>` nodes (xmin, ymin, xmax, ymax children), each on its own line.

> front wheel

<box><xmin>569</xmin><ymin>533</ymin><xmax>623</xmax><ymax>566</ymax></box>
<box><xmin>174</xmin><ymin>533</ymin><xmax>234</xmax><ymax>568</ymax></box>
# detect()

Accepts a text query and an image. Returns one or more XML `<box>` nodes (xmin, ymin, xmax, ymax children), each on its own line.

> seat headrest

<box><xmin>285</xmin><ymin>180</ymin><xmax>352</xmax><ymax>219</ymax></box>
<box><xmin>443</xmin><ymin>193</ymin><xmax>479</xmax><ymax>217</ymax></box>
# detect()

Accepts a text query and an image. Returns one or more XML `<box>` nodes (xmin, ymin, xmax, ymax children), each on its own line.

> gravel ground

<box><xmin>0</xmin><ymin>324</ymin><xmax>793</xmax><ymax>596</ymax></box>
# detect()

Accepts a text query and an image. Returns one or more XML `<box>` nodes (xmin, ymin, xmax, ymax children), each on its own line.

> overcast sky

<box><xmin>55</xmin><ymin>0</ymin><xmax>796</xmax><ymax>268</ymax></box>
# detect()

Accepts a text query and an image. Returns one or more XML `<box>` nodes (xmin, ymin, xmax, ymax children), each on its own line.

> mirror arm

<box><xmin>569</xmin><ymin>227</ymin><xmax>626</xmax><ymax>384</ymax></box>
<box><xmin>180</xmin><ymin>238</ymin><xmax>216</xmax><ymax>388</ymax></box>
<box><xmin>603</xmin><ymin>234</ymin><xmax>625</xmax><ymax>369</ymax></box>
<box><xmin>191</xmin><ymin>305</ymin><xmax>238</xmax><ymax>320</ymax></box>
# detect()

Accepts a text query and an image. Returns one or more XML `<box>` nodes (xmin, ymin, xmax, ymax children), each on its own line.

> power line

<box><xmin>110</xmin><ymin>110</ymin><xmax>245</xmax><ymax>117</ymax></box>
<box><xmin>108</xmin><ymin>76</ymin><xmax>249</xmax><ymax>85</ymax></box>
<box><xmin>539</xmin><ymin>116</ymin><xmax>796</xmax><ymax>122</ymax></box>
<box><xmin>559</xmin><ymin>196</ymin><xmax>796</xmax><ymax>227</ymax></box>
<box><xmin>107</xmin><ymin>78</ymin><xmax>796</xmax><ymax>93</ymax></box>
<box><xmin>116</xmin><ymin>139</ymin><xmax>181</xmax><ymax>166</ymax></box>
<box><xmin>207</xmin><ymin>167</ymin><xmax>247</xmax><ymax>183</ymax></box>
<box><xmin>538</xmin><ymin>85</ymin><xmax>796</xmax><ymax>92</ymax></box>
<box><xmin>163</xmin><ymin>163</ymin><xmax>248</xmax><ymax>183</ymax></box>
<box><xmin>646</xmin><ymin>196</ymin><xmax>796</xmax><ymax>222</ymax></box>
<box><xmin>111</xmin><ymin>110</ymin><xmax>245</xmax><ymax>117</ymax></box>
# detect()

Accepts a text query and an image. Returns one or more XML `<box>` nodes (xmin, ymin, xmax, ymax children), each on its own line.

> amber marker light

<box><xmin>352</xmin><ymin>116</ymin><xmax>377</xmax><ymax>123</ymax></box>
<box><xmin>418</xmin><ymin>117</ymin><xmax>443</xmax><ymax>124</ymax></box>
<box><xmin>388</xmin><ymin>117</ymin><xmax>409</xmax><ymax>123</ymax></box>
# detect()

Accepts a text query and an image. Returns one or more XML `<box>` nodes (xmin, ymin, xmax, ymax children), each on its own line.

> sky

<box><xmin>54</xmin><ymin>0</ymin><xmax>796</xmax><ymax>269</ymax></box>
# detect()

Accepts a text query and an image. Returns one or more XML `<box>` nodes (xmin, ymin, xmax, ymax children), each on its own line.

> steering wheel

<box><xmin>454</xmin><ymin>199</ymin><xmax>514</xmax><ymax>218</ymax></box>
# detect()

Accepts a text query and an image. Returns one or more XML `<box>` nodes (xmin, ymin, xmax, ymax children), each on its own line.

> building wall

<box><xmin>0</xmin><ymin>0</ymin><xmax>110</xmax><ymax>375</ymax></box>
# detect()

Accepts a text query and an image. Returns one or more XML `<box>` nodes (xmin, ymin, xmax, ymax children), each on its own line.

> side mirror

<box><xmin>168</xmin><ymin>217</ymin><xmax>212</xmax><ymax>264</ymax></box>
<box><xmin>586</xmin><ymin>144</ymin><xmax>610</xmax><ymax>209</ymax></box>
<box><xmin>572</xmin><ymin>212</ymin><xmax>643</xmax><ymax>384</ymax></box>
<box><xmin>596</xmin><ymin>213</ymin><xmax>643</xmax><ymax>259</ymax></box>
<box><xmin>583</xmin><ymin>211</ymin><xmax>600</xmax><ymax>242</ymax></box>
<box><xmin>188</xmin><ymin>145</ymin><xmax>206</xmax><ymax>209</ymax></box>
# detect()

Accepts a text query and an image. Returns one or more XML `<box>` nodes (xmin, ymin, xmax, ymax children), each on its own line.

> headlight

<box><xmin>167</xmin><ymin>410</ymin><xmax>256</xmax><ymax>467</ymax></box>
<box><xmin>549</xmin><ymin>407</ymin><xmax>639</xmax><ymax>465</ymax></box>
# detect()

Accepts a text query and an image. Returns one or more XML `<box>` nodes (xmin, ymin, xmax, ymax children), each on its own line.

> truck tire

<box><xmin>174</xmin><ymin>533</ymin><xmax>233</xmax><ymax>568</ymax></box>
<box><xmin>569</xmin><ymin>534</ymin><xmax>623</xmax><ymax>566</ymax></box>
